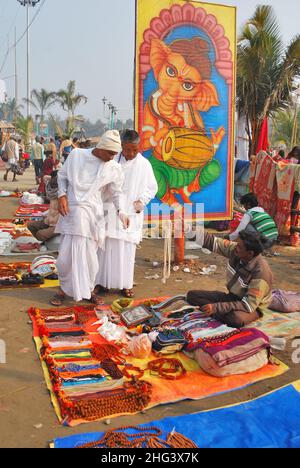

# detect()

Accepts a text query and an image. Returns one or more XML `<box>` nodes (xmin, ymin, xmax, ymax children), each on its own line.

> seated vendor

<box><xmin>27</xmin><ymin>171</ymin><xmax>59</xmax><ymax>243</ymax></box>
<box><xmin>187</xmin><ymin>227</ymin><xmax>273</xmax><ymax>328</ymax></box>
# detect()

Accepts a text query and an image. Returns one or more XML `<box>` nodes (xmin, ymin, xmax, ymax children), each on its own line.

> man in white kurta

<box><xmin>96</xmin><ymin>130</ymin><xmax>158</xmax><ymax>297</ymax></box>
<box><xmin>51</xmin><ymin>130</ymin><xmax>129</xmax><ymax>305</ymax></box>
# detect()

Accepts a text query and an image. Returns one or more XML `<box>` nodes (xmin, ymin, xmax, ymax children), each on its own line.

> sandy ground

<box><xmin>0</xmin><ymin>167</ymin><xmax>300</xmax><ymax>448</ymax></box>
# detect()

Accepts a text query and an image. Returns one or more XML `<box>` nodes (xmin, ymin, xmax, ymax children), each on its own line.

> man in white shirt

<box><xmin>95</xmin><ymin>130</ymin><xmax>158</xmax><ymax>298</ymax></box>
<box><xmin>50</xmin><ymin>130</ymin><xmax>130</xmax><ymax>306</ymax></box>
<box><xmin>32</xmin><ymin>136</ymin><xmax>45</xmax><ymax>184</ymax></box>
<box><xmin>3</xmin><ymin>136</ymin><xmax>19</xmax><ymax>182</ymax></box>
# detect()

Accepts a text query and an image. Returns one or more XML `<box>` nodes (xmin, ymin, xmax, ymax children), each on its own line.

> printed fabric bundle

<box><xmin>193</xmin><ymin>328</ymin><xmax>270</xmax><ymax>368</ymax></box>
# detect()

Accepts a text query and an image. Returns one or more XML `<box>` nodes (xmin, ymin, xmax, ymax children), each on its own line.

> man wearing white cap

<box><xmin>95</xmin><ymin>130</ymin><xmax>158</xmax><ymax>298</ymax></box>
<box><xmin>50</xmin><ymin>130</ymin><xmax>129</xmax><ymax>306</ymax></box>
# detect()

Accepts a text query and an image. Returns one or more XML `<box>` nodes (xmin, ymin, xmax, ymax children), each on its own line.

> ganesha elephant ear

<box><xmin>150</xmin><ymin>38</ymin><xmax>171</xmax><ymax>80</ymax></box>
<box><xmin>193</xmin><ymin>80</ymin><xmax>220</xmax><ymax>112</ymax></box>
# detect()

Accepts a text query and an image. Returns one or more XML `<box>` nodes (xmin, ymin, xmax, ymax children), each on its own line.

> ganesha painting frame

<box><xmin>135</xmin><ymin>0</ymin><xmax>236</xmax><ymax>221</ymax></box>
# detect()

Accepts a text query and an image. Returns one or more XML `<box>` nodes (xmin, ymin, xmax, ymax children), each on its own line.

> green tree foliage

<box><xmin>237</xmin><ymin>5</ymin><xmax>300</xmax><ymax>155</ymax></box>
<box><xmin>23</xmin><ymin>88</ymin><xmax>56</xmax><ymax>123</ymax></box>
<box><xmin>15</xmin><ymin>116</ymin><xmax>34</xmax><ymax>151</ymax></box>
<box><xmin>272</xmin><ymin>109</ymin><xmax>300</xmax><ymax>147</ymax></box>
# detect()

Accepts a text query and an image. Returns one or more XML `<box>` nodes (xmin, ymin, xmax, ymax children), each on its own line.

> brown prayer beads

<box><xmin>148</xmin><ymin>358</ymin><xmax>187</xmax><ymax>380</ymax></box>
<box><xmin>62</xmin><ymin>380</ymin><xmax>152</xmax><ymax>422</ymax></box>
<box><xmin>76</xmin><ymin>426</ymin><xmax>198</xmax><ymax>449</ymax></box>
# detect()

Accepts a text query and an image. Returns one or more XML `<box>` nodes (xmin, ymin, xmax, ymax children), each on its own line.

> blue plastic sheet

<box><xmin>54</xmin><ymin>383</ymin><xmax>300</xmax><ymax>448</ymax></box>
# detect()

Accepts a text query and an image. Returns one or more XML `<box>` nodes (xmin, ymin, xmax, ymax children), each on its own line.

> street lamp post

<box><xmin>17</xmin><ymin>0</ymin><xmax>41</xmax><ymax>118</ymax></box>
<box><xmin>102</xmin><ymin>97</ymin><xmax>118</xmax><ymax>130</ymax></box>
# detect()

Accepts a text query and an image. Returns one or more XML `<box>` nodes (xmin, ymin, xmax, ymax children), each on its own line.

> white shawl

<box><xmin>106</xmin><ymin>153</ymin><xmax>158</xmax><ymax>244</ymax></box>
<box><xmin>56</xmin><ymin>148</ymin><xmax>124</xmax><ymax>247</ymax></box>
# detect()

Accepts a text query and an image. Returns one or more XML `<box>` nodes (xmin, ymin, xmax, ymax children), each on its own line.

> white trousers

<box><xmin>96</xmin><ymin>238</ymin><xmax>137</xmax><ymax>290</ymax></box>
<box><xmin>56</xmin><ymin>234</ymin><xmax>98</xmax><ymax>302</ymax></box>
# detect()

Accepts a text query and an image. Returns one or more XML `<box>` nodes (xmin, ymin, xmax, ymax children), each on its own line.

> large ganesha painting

<box><xmin>135</xmin><ymin>0</ymin><xmax>236</xmax><ymax>219</ymax></box>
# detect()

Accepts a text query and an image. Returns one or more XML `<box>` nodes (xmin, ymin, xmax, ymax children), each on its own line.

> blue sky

<box><xmin>0</xmin><ymin>0</ymin><xmax>299</xmax><ymax>121</ymax></box>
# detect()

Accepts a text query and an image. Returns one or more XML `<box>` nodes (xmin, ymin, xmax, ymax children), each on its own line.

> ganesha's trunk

<box><xmin>157</xmin><ymin>94</ymin><xmax>179</xmax><ymax>123</ymax></box>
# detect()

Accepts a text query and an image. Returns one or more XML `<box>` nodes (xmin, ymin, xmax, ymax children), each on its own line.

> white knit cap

<box><xmin>96</xmin><ymin>130</ymin><xmax>122</xmax><ymax>152</ymax></box>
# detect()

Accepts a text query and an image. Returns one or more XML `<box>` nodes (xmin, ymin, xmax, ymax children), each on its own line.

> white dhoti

<box><xmin>55</xmin><ymin>149</ymin><xmax>125</xmax><ymax>302</ymax></box>
<box><xmin>56</xmin><ymin>234</ymin><xmax>99</xmax><ymax>302</ymax></box>
<box><xmin>96</xmin><ymin>238</ymin><xmax>136</xmax><ymax>290</ymax></box>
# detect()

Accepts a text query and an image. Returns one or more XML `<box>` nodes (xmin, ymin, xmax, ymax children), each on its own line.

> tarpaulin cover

<box><xmin>53</xmin><ymin>381</ymin><xmax>300</xmax><ymax>448</ymax></box>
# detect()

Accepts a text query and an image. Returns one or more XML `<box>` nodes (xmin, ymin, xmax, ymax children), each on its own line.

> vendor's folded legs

<box><xmin>187</xmin><ymin>290</ymin><xmax>260</xmax><ymax>328</ymax></box>
<box><xmin>27</xmin><ymin>221</ymin><xmax>56</xmax><ymax>242</ymax></box>
<box><xmin>214</xmin><ymin>309</ymin><xmax>260</xmax><ymax>329</ymax></box>
<box><xmin>187</xmin><ymin>290</ymin><xmax>239</xmax><ymax>307</ymax></box>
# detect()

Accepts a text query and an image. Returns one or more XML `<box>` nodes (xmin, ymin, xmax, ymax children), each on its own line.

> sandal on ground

<box><xmin>122</xmin><ymin>289</ymin><xmax>135</xmax><ymax>298</ymax></box>
<box><xmin>89</xmin><ymin>293</ymin><xmax>105</xmax><ymax>306</ymax></box>
<box><xmin>50</xmin><ymin>293</ymin><xmax>66</xmax><ymax>307</ymax></box>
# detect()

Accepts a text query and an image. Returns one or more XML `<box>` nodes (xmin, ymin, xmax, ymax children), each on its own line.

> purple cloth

<box><xmin>270</xmin><ymin>289</ymin><xmax>300</xmax><ymax>313</ymax></box>
<box><xmin>195</xmin><ymin>328</ymin><xmax>270</xmax><ymax>368</ymax></box>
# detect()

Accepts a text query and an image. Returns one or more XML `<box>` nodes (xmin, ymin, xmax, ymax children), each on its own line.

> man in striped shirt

<box><xmin>187</xmin><ymin>227</ymin><xmax>273</xmax><ymax>328</ymax></box>
<box><xmin>230</xmin><ymin>193</ymin><xmax>278</xmax><ymax>248</ymax></box>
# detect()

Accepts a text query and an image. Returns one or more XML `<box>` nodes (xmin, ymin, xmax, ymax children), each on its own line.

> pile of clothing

<box><xmin>11</xmin><ymin>235</ymin><xmax>42</xmax><ymax>253</ymax></box>
<box><xmin>123</xmin><ymin>297</ymin><xmax>271</xmax><ymax>378</ymax></box>
<box><xmin>0</xmin><ymin>220</ymin><xmax>43</xmax><ymax>255</ymax></box>
<box><xmin>0</xmin><ymin>190</ymin><xmax>11</xmax><ymax>197</ymax></box>
<box><xmin>0</xmin><ymin>231</ymin><xmax>12</xmax><ymax>255</ymax></box>
<box><xmin>15</xmin><ymin>204</ymin><xmax>49</xmax><ymax>219</ymax></box>
<box><xmin>93</xmin><ymin>297</ymin><xmax>271</xmax><ymax>379</ymax></box>
<box><xmin>21</xmin><ymin>192</ymin><xmax>44</xmax><ymax>205</ymax></box>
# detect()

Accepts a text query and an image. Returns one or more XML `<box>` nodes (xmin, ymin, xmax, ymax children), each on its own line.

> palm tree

<box><xmin>23</xmin><ymin>88</ymin><xmax>56</xmax><ymax>123</ymax></box>
<box><xmin>48</xmin><ymin>113</ymin><xmax>73</xmax><ymax>139</ymax></box>
<box><xmin>55</xmin><ymin>80</ymin><xmax>88</xmax><ymax>122</ymax></box>
<box><xmin>0</xmin><ymin>98</ymin><xmax>23</xmax><ymax>122</ymax></box>
<box><xmin>272</xmin><ymin>109</ymin><xmax>300</xmax><ymax>147</ymax></box>
<box><xmin>15</xmin><ymin>116</ymin><xmax>34</xmax><ymax>151</ymax></box>
<box><xmin>237</xmin><ymin>5</ymin><xmax>300</xmax><ymax>155</ymax></box>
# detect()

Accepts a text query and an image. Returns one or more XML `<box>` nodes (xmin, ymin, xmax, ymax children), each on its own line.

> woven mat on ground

<box><xmin>53</xmin><ymin>380</ymin><xmax>300</xmax><ymax>448</ymax></box>
<box><xmin>28</xmin><ymin>299</ymin><xmax>287</xmax><ymax>427</ymax></box>
<box><xmin>0</xmin><ymin>262</ymin><xmax>59</xmax><ymax>289</ymax></box>
<box><xmin>249</xmin><ymin>309</ymin><xmax>300</xmax><ymax>338</ymax></box>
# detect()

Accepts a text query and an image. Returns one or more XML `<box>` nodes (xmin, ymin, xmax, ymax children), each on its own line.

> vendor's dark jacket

<box><xmin>203</xmin><ymin>232</ymin><xmax>273</xmax><ymax>315</ymax></box>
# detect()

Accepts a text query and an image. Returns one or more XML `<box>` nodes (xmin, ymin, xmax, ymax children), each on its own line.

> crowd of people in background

<box><xmin>1</xmin><ymin>134</ymin><xmax>93</xmax><ymax>184</ymax></box>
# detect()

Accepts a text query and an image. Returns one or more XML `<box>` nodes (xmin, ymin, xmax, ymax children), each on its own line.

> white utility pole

<box><xmin>17</xmin><ymin>0</ymin><xmax>41</xmax><ymax>118</ymax></box>
<box><xmin>14</xmin><ymin>27</ymin><xmax>18</xmax><ymax>120</ymax></box>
